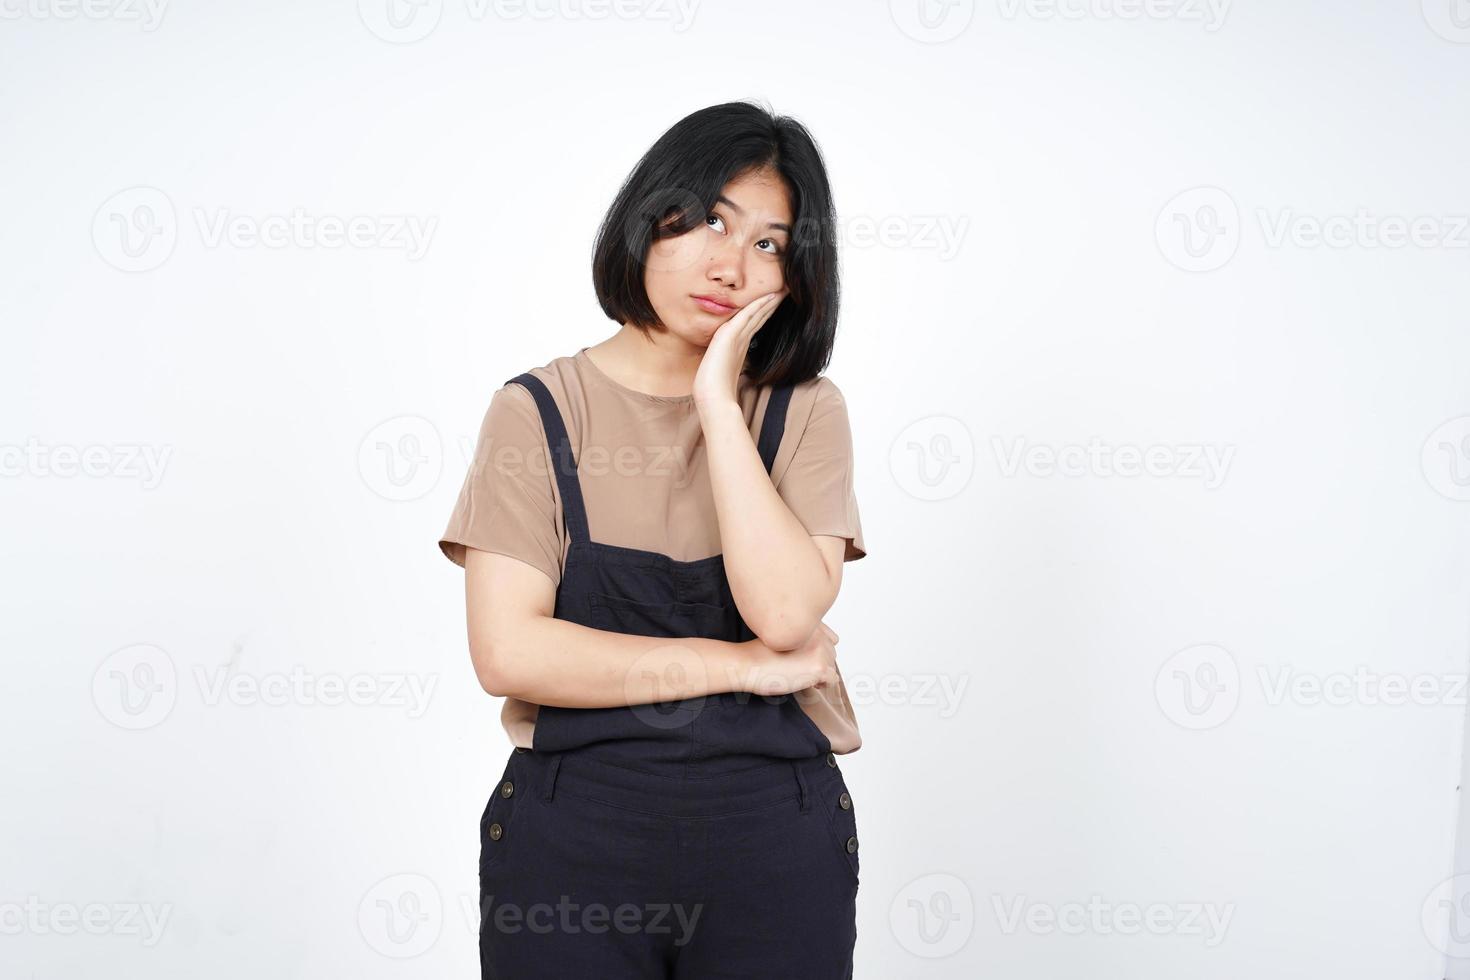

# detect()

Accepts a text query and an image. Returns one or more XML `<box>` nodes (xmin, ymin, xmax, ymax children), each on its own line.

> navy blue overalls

<box><xmin>476</xmin><ymin>371</ymin><xmax>860</xmax><ymax>978</ymax></box>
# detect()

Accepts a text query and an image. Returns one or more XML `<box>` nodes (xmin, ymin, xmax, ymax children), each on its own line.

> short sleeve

<box><xmin>437</xmin><ymin>382</ymin><xmax>564</xmax><ymax>587</ymax></box>
<box><xmin>775</xmin><ymin>376</ymin><xmax>867</xmax><ymax>562</ymax></box>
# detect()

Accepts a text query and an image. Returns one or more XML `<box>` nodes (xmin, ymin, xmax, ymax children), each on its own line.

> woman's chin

<box><xmin>671</xmin><ymin>323</ymin><xmax>717</xmax><ymax>348</ymax></box>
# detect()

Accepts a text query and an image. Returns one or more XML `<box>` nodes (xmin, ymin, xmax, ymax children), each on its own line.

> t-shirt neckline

<box><xmin>575</xmin><ymin>347</ymin><xmax>696</xmax><ymax>404</ymax></box>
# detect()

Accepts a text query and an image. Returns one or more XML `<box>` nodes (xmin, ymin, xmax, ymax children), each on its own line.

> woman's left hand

<box><xmin>692</xmin><ymin>288</ymin><xmax>788</xmax><ymax>411</ymax></box>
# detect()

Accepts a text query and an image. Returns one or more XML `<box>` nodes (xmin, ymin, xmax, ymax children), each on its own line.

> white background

<box><xmin>4</xmin><ymin>1</ymin><xmax>1470</xmax><ymax>976</ymax></box>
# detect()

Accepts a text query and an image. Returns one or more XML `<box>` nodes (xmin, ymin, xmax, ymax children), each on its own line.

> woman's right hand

<box><xmin>745</xmin><ymin>622</ymin><xmax>840</xmax><ymax>696</ymax></box>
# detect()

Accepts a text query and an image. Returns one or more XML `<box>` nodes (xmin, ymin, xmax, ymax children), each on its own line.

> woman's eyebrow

<box><xmin>715</xmin><ymin>194</ymin><xmax>791</xmax><ymax>234</ymax></box>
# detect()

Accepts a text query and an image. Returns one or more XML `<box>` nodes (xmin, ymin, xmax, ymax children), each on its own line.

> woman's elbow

<box><xmin>469</xmin><ymin>634</ymin><xmax>521</xmax><ymax>698</ymax></box>
<box><xmin>753</xmin><ymin>612</ymin><xmax>820</xmax><ymax>653</ymax></box>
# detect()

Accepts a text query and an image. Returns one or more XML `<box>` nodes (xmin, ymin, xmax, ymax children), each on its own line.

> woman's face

<box><xmin>640</xmin><ymin>168</ymin><xmax>793</xmax><ymax>348</ymax></box>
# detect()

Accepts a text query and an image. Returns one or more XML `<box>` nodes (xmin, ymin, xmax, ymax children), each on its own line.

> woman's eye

<box><xmin>706</xmin><ymin>214</ymin><xmax>781</xmax><ymax>255</ymax></box>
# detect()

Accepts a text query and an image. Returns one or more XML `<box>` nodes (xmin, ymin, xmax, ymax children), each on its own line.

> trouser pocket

<box><xmin>818</xmin><ymin>762</ymin><xmax>860</xmax><ymax>886</ymax></box>
<box><xmin>478</xmin><ymin>754</ymin><xmax>524</xmax><ymax>879</ymax></box>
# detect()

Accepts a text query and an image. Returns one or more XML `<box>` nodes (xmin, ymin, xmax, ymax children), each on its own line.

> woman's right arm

<box><xmin>464</xmin><ymin>548</ymin><xmax>839</xmax><ymax>707</ymax></box>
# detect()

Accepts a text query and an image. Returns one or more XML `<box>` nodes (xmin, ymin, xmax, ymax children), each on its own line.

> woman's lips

<box><xmin>692</xmin><ymin>295</ymin><xmax>737</xmax><ymax>314</ymax></box>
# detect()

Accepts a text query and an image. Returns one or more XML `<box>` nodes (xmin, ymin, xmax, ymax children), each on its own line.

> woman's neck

<box><xmin>585</xmin><ymin>325</ymin><xmax>704</xmax><ymax>399</ymax></box>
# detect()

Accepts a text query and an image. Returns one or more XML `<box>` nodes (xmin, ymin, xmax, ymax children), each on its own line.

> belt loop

<box><xmin>791</xmin><ymin>759</ymin><xmax>810</xmax><ymax>812</ymax></box>
<box><xmin>542</xmin><ymin>753</ymin><xmax>563</xmax><ymax>802</ymax></box>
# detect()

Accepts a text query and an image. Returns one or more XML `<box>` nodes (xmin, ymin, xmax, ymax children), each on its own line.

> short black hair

<box><xmin>591</xmin><ymin>100</ymin><xmax>840</xmax><ymax>388</ymax></box>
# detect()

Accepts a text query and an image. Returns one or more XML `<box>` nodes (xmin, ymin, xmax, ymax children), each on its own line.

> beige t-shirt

<box><xmin>439</xmin><ymin>346</ymin><xmax>866</xmax><ymax>753</ymax></box>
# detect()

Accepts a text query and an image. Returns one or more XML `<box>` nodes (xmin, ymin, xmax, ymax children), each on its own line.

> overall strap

<box><xmin>505</xmin><ymin>372</ymin><xmax>590</xmax><ymax>546</ymax></box>
<box><xmin>757</xmin><ymin>383</ymin><xmax>796</xmax><ymax>475</ymax></box>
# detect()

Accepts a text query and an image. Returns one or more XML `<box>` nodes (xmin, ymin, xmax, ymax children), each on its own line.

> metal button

<box><xmin>488</xmin><ymin>822</ymin><xmax>504</xmax><ymax>841</ymax></box>
<box><xmin>500</xmin><ymin>780</ymin><xmax>515</xmax><ymax>798</ymax></box>
<box><xmin>839</xmin><ymin>792</ymin><xmax>852</xmax><ymax>810</ymax></box>
<box><xmin>845</xmin><ymin>836</ymin><xmax>858</xmax><ymax>854</ymax></box>
<box><xmin>826</xmin><ymin>752</ymin><xmax>837</xmax><ymax>768</ymax></box>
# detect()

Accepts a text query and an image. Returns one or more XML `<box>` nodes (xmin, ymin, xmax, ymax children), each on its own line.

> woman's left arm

<box><xmin>694</xmin><ymin>291</ymin><xmax>864</xmax><ymax>651</ymax></box>
<box><xmin>698</xmin><ymin>397</ymin><xmax>847</xmax><ymax>652</ymax></box>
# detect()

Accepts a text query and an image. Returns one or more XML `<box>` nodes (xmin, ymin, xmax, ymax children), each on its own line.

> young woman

<box><xmin>438</xmin><ymin>100</ymin><xmax>868</xmax><ymax>978</ymax></box>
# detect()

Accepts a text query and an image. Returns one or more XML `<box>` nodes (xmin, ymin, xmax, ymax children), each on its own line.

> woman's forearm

<box><xmin>699</xmin><ymin>400</ymin><xmax>837</xmax><ymax>651</ymax></box>
<box><xmin>479</xmin><ymin>613</ymin><xmax>792</xmax><ymax>708</ymax></box>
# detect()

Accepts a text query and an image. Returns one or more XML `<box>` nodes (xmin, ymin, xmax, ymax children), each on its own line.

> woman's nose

<box><xmin>705</xmin><ymin>239</ymin><xmax>744</xmax><ymax>288</ymax></box>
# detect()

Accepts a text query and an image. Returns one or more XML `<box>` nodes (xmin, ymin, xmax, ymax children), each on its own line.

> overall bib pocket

<box><xmin>588</xmin><ymin>592</ymin><xmax>733</xmax><ymax>640</ymax></box>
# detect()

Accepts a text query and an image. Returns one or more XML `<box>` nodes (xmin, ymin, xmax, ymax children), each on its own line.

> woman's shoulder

<box><xmin>469</xmin><ymin>351</ymin><xmax>576</xmax><ymax>444</ymax></box>
<box><xmin>783</xmin><ymin>373</ymin><xmax>848</xmax><ymax>427</ymax></box>
<box><xmin>489</xmin><ymin>349</ymin><xmax>584</xmax><ymax>410</ymax></box>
